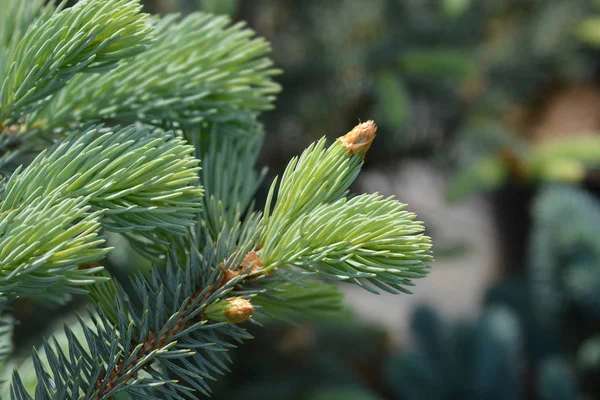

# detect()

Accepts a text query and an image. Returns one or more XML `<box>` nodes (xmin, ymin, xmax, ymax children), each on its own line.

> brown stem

<box><xmin>94</xmin><ymin>284</ymin><xmax>216</xmax><ymax>399</ymax></box>
<box><xmin>91</xmin><ymin>250</ymin><xmax>265</xmax><ymax>399</ymax></box>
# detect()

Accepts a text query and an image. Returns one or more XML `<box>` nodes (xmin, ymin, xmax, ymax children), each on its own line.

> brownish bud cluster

<box><xmin>336</xmin><ymin>120</ymin><xmax>377</xmax><ymax>160</ymax></box>
<box><xmin>223</xmin><ymin>298</ymin><xmax>254</xmax><ymax>323</ymax></box>
<box><xmin>241</xmin><ymin>251</ymin><xmax>264</xmax><ymax>274</ymax></box>
<box><xmin>220</xmin><ymin>268</ymin><xmax>239</xmax><ymax>285</ymax></box>
<box><xmin>220</xmin><ymin>250</ymin><xmax>265</xmax><ymax>286</ymax></box>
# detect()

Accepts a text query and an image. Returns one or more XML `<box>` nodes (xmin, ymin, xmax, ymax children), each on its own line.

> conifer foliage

<box><xmin>0</xmin><ymin>0</ymin><xmax>432</xmax><ymax>398</ymax></box>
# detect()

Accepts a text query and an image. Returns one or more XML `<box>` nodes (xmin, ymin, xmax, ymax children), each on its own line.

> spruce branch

<box><xmin>261</xmin><ymin>193</ymin><xmax>432</xmax><ymax>294</ymax></box>
<box><xmin>33</xmin><ymin>12</ymin><xmax>281</xmax><ymax>132</ymax></box>
<box><xmin>0</xmin><ymin>194</ymin><xmax>108</xmax><ymax>301</ymax></box>
<box><xmin>0</xmin><ymin>0</ymin><xmax>153</xmax><ymax>122</ymax></box>
<box><xmin>261</xmin><ymin>121</ymin><xmax>374</xmax><ymax>242</ymax></box>
<box><xmin>0</xmin><ymin>125</ymin><xmax>202</xmax><ymax>300</ymax></box>
<box><xmin>0</xmin><ymin>0</ymin><xmax>436</xmax><ymax>396</ymax></box>
<box><xmin>9</xmin><ymin>212</ymin><xmax>265</xmax><ymax>399</ymax></box>
<box><xmin>7</xmin><ymin>120</ymin><xmax>435</xmax><ymax>399</ymax></box>
<box><xmin>1</xmin><ymin>125</ymin><xmax>203</xmax><ymax>235</ymax></box>
<box><xmin>259</xmin><ymin>121</ymin><xmax>432</xmax><ymax>293</ymax></box>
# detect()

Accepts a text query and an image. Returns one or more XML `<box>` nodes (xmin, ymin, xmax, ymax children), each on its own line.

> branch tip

<box><xmin>223</xmin><ymin>298</ymin><xmax>254</xmax><ymax>324</ymax></box>
<box><xmin>337</xmin><ymin>120</ymin><xmax>377</xmax><ymax>160</ymax></box>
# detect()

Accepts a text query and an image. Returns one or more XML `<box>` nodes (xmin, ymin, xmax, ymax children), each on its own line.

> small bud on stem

<box><xmin>220</xmin><ymin>268</ymin><xmax>239</xmax><ymax>285</ymax></box>
<box><xmin>337</xmin><ymin>120</ymin><xmax>377</xmax><ymax>160</ymax></box>
<box><xmin>224</xmin><ymin>298</ymin><xmax>254</xmax><ymax>323</ymax></box>
<box><xmin>241</xmin><ymin>251</ymin><xmax>264</xmax><ymax>274</ymax></box>
<box><xmin>205</xmin><ymin>297</ymin><xmax>254</xmax><ymax>324</ymax></box>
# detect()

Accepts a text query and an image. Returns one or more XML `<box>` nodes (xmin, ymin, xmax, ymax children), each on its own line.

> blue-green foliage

<box><xmin>9</xmin><ymin>215</ymin><xmax>260</xmax><ymax>399</ymax></box>
<box><xmin>530</xmin><ymin>186</ymin><xmax>600</xmax><ymax>326</ymax></box>
<box><xmin>0</xmin><ymin>125</ymin><xmax>202</xmax><ymax>302</ymax></box>
<box><xmin>0</xmin><ymin>0</ymin><xmax>153</xmax><ymax>122</ymax></box>
<box><xmin>190</xmin><ymin>119</ymin><xmax>266</xmax><ymax>242</ymax></box>
<box><xmin>538</xmin><ymin>358</ymin><xmax>579</xmax><ymax>400</ymax></box>
<box><xmin>387</xmin><ymin>306</ymin><xmax>522</xmax><ymax>400</ymax></box>
<box><xmin>32</xmin><ymin>12</ymin><xmax>280</xmax><ymax>132</ymax></box>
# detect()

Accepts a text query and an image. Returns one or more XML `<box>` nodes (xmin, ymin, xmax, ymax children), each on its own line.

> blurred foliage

<box><xmin>387</xmin><ymin>306</ymin><xmax>522</xmax><ymax>400</ymax></box>
<box><xmin>198</xmin><ymin>0</ymin><xmax>238</xmax><ymax>16</ymax></box>
<box><xmin>529</xmin><ymin>186</ymin><xmax>600</xmax><ymax>327</ymax></box>
<box><xmin>538</xmin><ymin>358</ymin><xmax>580</xmax><ymax>400</ymax></box>
<box><xmin>448</xmin><ymin>135</ymin><xmax>600</xmax><ymax>202</ymax></box>
<box><xmin>481</xmin><ymin>186</ymin><xmax>600</xmax><ymax>399</ymax></box>
<box><xmin>209</xmin><ymin>320</ymin><xmax>391</xmax><ymax>400</ymax></box>
<box><xmin>203</xmin><ymin>305</ymin><xmax>582</xmax><ymax>400</ymax></box>
<box><xmin>306</xmin><ymin>388</ymin><xmax>381</xmax><ymax>400</ymax></box>
<box><xmin>143</xmin><ymin>0</ymin><xmax>600</xmax><ymax>168</ymax></box>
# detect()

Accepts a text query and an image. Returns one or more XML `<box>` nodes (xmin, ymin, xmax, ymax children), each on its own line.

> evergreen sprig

<box><xmin>262</xmin><ymin>134</ymin><xmax>362</xmax><ymax>234</ymax></box>
<box><xmin>2</xmin><ymin>125</ymin><xmax>202</xmax><ymax>235</ymax></box>
<box><xmin>262</xmin><ymin>193</ymin><xmax>432</xmax><ymax>294</ymax></box>
<box><xmin>7</xmin><ymin>120</ymin><xmax>434</xmax><ymax>398</ymax></box>
<box><xmin>0</xmin><ymin>124</ymin><xmax>202</xmax><ymax>300</ymax></box>
<box><xmin>33</xmin><ymin>12</ymin><xmax>280</xmax><ymax>132</ymax></box>
<box><xmin>0</xmin><ymin>0</ymin><xmax>153</xmax><ymax>122</ymax></box>
<box><xmin>260</xmin><ymin>121</ymin><xmax>432</xmax><ymax>293</ymax></box>
<box><xmin>0</xmin><ymin>194</ymin><xmax>107</xmax><ymax>301</ymax></box>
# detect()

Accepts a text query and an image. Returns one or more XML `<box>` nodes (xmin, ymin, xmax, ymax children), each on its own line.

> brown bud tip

<box><xmin>220</xmin><ymin>268</ymin><xmax>239</xmax><ymax>285</ymax></box>
<box><xmin>337</xmin><ymin>120</ymin><xmax>377</xmax><ymax>160</ymax></box>
<box><xmin>224</xmin><ymin>298</ymin><xmax>254</xmax><ymax>323</ymax></box>
<box><xmin>241</xmin><ymin>251</ymin><xmax>264</xmax><ymax>274</ymax></box>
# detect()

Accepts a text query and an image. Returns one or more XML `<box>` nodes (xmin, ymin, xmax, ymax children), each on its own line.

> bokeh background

<box><xmin>10</xmin><ymin>0</ymin><xmax>600</xmax><ymax>399</ymax></box>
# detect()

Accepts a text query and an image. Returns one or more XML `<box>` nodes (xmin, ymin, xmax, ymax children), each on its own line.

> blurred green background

<box><xmin>10</xmin><ymin>0</ymin><xmax>600</xmax><ymax>398</ymax></box>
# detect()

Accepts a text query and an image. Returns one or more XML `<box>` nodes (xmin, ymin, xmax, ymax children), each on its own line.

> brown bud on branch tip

<box><xmin>223</xmin><ymin>298</ymin><xmax>254</xmax><ymax>323</ymax></box>
<box><xmin>337</xmin><ymin>120</ymin><xmax>377</xmax><ymax>160</ymax></box>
